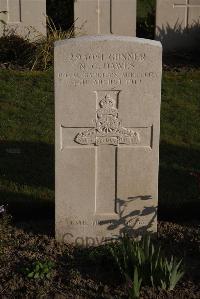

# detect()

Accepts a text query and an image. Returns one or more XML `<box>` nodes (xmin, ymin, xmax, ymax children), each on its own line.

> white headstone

<box><xmin>0</xmin><ymin>0</ymin><xmax>46</xmax><ymax>39</ymax></box>
<box><xmin>74</xmin><ymin>0</ymin><xmax>136</xmax><ymax>36</ymax></box>
<box><xmin>55</xmin><ymin>35</ymin><xmax>162</xmax><ymax>246</ymax></box>
<box><xmin>156</xmin><ymin>0</ymin><xmax>200</xmax><ymax>51</ymax></box>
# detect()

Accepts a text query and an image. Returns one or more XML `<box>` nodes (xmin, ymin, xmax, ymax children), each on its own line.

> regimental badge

<box><xmin>75</xmin><ymin>90</ymin><xmax>140</xmax><ymax>146</ymax></box>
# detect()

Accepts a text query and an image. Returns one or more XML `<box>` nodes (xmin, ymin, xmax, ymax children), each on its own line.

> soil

<box><xmin>0</xmin><ymin>217</ymin><xmax>199</xmax><ymax>298</ymax></box>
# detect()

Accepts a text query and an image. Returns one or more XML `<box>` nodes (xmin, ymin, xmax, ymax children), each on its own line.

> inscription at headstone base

<box><xmin>55</xmin><ymin>36</ymin><xmax>162</xmax><ymax>246</ymax></box>
<box><xmin>74</xmin><ymin>0</ymin><xmax>136</xmax><ymax>36</ymax></box>
<box><xmin>0</xmin><ymin>0</ymin><xmax>46</xmax><ymax>39</ymax></box>
<box><xmin>156</xmin><ymin>0</ymin><xmax>200</xmax><ymax>51</ymax></box>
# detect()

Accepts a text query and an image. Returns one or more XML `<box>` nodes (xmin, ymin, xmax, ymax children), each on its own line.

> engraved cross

<box><xmin>173</xmin><ymin>0</ymin><xmax>200</xmax><ymax>28</ymax></box>
<box><xmin>61</xmin><ymin>90</ymin><xmax>151</xmax><ymax>217</ymax></box>
<box><xmin>96</xmin><ymin>0</ymin><xmax>112</xmax><ymax>34</ymax></box>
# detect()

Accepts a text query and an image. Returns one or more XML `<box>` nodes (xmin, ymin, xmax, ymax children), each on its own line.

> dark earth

<box><xmin>0</xmin><ymin>214</ymin><xmax>199</xmax><ymax>299</ymax></box>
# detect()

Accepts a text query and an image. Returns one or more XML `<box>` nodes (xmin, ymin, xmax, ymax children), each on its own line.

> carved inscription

<box><xmin>58</xmin><ymin>51</ymin><xmax>158</xmax><ymax>87</ymax></box>
<box><xmin>75</xmin><ymin>90</ymin><xmax>140</xmax><ymax>146</ymax></box>
<box><xmin>65</xmin><ymin>218</ymin><xmax>146</xmax><ymax>226</ymax></box>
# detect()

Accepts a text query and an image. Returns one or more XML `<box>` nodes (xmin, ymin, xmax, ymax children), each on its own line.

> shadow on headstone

<box><xmin>99</xmin><ymin>196</ymin><xmax>157</xmax><ymax>240</ymax></box>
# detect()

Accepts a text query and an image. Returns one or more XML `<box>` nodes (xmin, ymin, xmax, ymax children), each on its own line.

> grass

<box><xmin>160</xmin><ymin>71</ymin><xmax>200</xmax><ymax>217</ymax></box>
<box><xmin>0</xmin><ymin>68</ymin><xmax>200</xmax><ymax>221</ymax></box>
<box><xmin>0</xmin><ymin>69</ymin><xmax>54</xmax><ymax>220</ymax></box>
<box><xmin>0</xmin><ymin>70</ymin><xmax>54</xmax><ymax>142</ymax></box>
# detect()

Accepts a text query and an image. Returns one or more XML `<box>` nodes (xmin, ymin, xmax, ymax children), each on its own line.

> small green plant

<box><xmin>23</xmin><ymin>260</ymin><xmax>55</xmax><ymax>279</ymax></box>
<box><xmin>126</xmin><ymin>267</ymin><xmax>142</xmax><ymax>299</ymax></box>
<box><xmin>111</xmin><ymin>234</ymin><xmax>184</xmax><ymax>298</ymax></box>
<box><xmin>160</xmin><ymin>256</ymin><xmax>184</xmax><ymax>291</ymax></box>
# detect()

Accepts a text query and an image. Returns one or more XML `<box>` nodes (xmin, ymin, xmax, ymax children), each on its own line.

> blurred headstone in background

<box><xmin>155</xmin><ymin>0</ymin><xmax>200</xmax><ymax>51</ymax></box>
<box><xmin>74</xmin><ymin>0</ymin><xmax>136</xmax><ymax>36</ymax></box>
<box><xmin>0</xmin><ymin>0</ymin><xmax>46</xmax><ymax>40</ymax></box>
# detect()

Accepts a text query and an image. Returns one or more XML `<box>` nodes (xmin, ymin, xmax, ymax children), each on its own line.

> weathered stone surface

<box><xmin>74</xmin><ymin>0</ymin><xmax>136</xmax><ymax>36</ymax></box>
<box><xmin>0</xmin><ymin>0</ymin><xmax>46</xmax><ymax>39</ymax></box>
<box><xmin>155</xmin><ymin>0</ymin><xmax>200</xmax><ymax>51</ymax></box>
<box><xmin>55</xmin><ymin>36</ymin><xmax>162</xmax><ymax>246</ymax></box>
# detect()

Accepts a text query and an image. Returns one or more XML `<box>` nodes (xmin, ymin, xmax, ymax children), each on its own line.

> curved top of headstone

<box><xmin>55</xmin><ymin>35</ymin><xmax>162</xmax><ymax>48</ymax></box>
